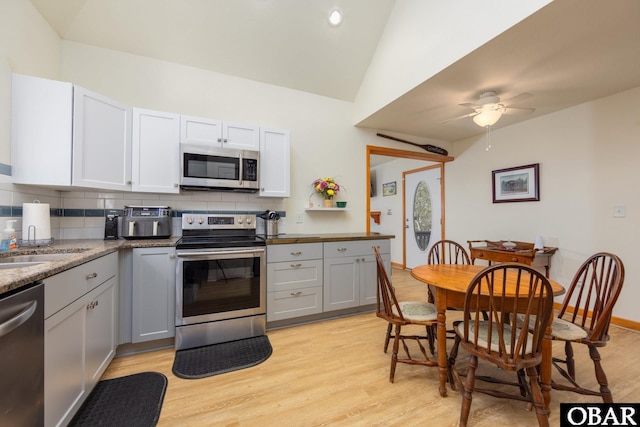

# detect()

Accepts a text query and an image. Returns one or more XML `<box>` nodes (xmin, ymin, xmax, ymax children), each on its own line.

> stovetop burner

<box><xmin>175</xmin><ymin>213</ymin><xmax>265</xmax><ymax>249</ymax></box>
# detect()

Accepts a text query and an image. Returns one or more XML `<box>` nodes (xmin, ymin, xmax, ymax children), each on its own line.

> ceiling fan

<box><xmin>442</xmin><ymin>91</ymin><xmax>535</xmax><ymax>127</ymax></box>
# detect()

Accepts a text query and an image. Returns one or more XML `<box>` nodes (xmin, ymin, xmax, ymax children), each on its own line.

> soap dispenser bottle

<box><xmin>1</xmin><ymin>220</ymin><xmax>18</xmax><ymax>252</ymax></box>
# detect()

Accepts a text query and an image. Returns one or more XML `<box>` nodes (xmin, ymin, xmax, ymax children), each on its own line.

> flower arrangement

<box><xmin>312</xmin><ymin>177</ymin><xmax>341</xmax><ymax>200</ymax></box>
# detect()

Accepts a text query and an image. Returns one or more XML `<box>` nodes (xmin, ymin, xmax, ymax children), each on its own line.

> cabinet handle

<box><xmin>127</xmin><ymin>181</ymin><xmax>132</xmax><ymax>185</ymax></box>
<box><xmin>86</xmin><ymin>272</ymin><xmax>97</xmax><ymax>280</ymax></box>
<box><xmin>217</xmin><ymin>138</ymin><xmax>222</xmax><ymax>142</ymax></box>
<box><xmin>290</xmin><ymin>291</ymin><xmax>302</xmax><ymax>297</ymax></box>
<box><xmin>86</xmin><ymin>300</ymin><xmax>99</xmax><ymax>310</ymax></box>
<box><xmin>223</xmin><ymin>138</ymin><xmax>228</xmax><ymax>143</ymax></box>
<box><xmin>338</xmin><ymin>248</ymin><xmax>347</xmax><ymax>252</ymax></box>
<box><xmin>290</xmin><ymin>263</ymin><xmax>302</xmax><ymax>268</ymax></box>
<box><xmin>290</xmin><ymin>251</ymin><xmax>302</xmax><ymax>256</ymax></box>
<box><xmin>169</xmin><ymin>254</ymin><xmax>175</xmax><ymax>259</ymax></box>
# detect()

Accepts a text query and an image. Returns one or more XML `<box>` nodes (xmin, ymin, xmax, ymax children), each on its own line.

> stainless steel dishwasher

<box><xmin>0</xmin><ymin>281</ymin><xmax>44</xmax><ymax>426</ymax></box>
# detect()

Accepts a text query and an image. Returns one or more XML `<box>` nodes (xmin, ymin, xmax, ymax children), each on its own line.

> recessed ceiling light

<box><xmin>328</xmin><ymin>8</ymin><xmax>343</xmax><ymax>27</ymax></box>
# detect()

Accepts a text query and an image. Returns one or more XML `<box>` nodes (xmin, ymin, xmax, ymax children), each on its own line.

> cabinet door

<box><xmin>45</xmin><ymin>295</ymin><xmax>86</xmax><ymax>427</ymax></box>
<box><xmin>72</xmin><ymin>86</ymin><xmax>132</xmax><ymax>190</ymax></box>
<box><xmin>180</xmin><ymin>114</ymin><xmax>222</xmax><ymax>145</ymax></box>
<box><xmin>132</xmin><ymin>247</ymin><xmax>176</xmax><ymax>343</ymax></box>
<box><xmin>84</xmin><ymin>277</ymin><xmax>118</xmax><ymax>390</ymax></box>
<box><xmin>132</xmin><ymin>108</ymin><xmax>180</xmax><ymax>193</ymax></box>
<box><xmin>11</xmin><ymin>73</ymin><xmax>73</xmax><ymax>186</ymax></box>
<box><xmin>259</xmin><ymin>128</ymin><xmax>290</xmax><ymax>197</ymax></box>
<box><xmin>323</xmin><ymin>256</ymin><xmax>359</xmax><ymax>311</ymax></box>
<box><xmin>223</xmin><ymin>121</ymin><xmax>260</xmax><ymax>151</ymax></box>
<box><xmin>360</xmin><ymin>253</ymin><xmax>390</xmax><ymax>306</ymax></box>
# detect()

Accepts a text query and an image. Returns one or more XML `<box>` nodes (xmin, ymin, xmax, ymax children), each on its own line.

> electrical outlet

<box><xmin>296</xmin><ymin>213</ymin><xmax>303</xmax><ymax>223</ymax></box>
<box><xmin>613</xmin><ymin>205</ymin><xmax>626</xmax><ymax>218</ymax></box>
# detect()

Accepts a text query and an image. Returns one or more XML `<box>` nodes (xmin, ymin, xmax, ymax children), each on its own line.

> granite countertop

<box><xmin>0</xmin><ymin>238</ymin><xmax>178</xmax><ymax>295</ymax></box>
<box><xmin>263</xmin><ymin>232</ymin><xmax>395</xmax><ymax>245</ymax></box>
<box><xmin>1</xmin><ymin>233</ymin><xmax>394</xmax><ymax>295</ymax></box>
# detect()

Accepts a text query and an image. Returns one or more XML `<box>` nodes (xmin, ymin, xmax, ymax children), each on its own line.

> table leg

<box><xmin>435</xmin><ymin>288</ymin><xmax>448</xmax><ymax>397</ymax></box>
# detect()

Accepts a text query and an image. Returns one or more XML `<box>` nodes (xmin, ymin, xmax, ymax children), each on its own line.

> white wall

<box><xmin>353</xmin><ymin>0</ymin><xmax>551</xmax><ymax>124</ymax></box>
<box><xmin>445</xmin><ymin>87</ymin><xmax>640</xmax><ymax>322</ymax></box>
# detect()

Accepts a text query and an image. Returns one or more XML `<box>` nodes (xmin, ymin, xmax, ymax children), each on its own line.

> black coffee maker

<box><xmin>104</xmin><ymin>214</ymin><xmax>119</xmax><ymax>240</ymax></box>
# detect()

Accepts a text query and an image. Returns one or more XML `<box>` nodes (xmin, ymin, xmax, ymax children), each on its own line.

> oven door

<box><xmin>176</xmin><ymin>247</ymin><xmax>266</xmax><ymax>326</ymax></box>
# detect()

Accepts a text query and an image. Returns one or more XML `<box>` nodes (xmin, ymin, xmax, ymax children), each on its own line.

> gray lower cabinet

<box><xmin>132</xmin><ymin>247</ymin><xmax>176</xmax><ymax>343</ymax></box>
<box><xmin>44</xmin><ymin>252</ymin><xmax>118</xmax><ymax>427</ymax></box>
<box><xmin>323</xmin><ymin>240</ymin><xmax>390</xmax><ymax>312</ymax></box>
<box><xmin>266</xmin><ymin>243</ymin><xmax>323</xmax><ymax>321</ymax></box>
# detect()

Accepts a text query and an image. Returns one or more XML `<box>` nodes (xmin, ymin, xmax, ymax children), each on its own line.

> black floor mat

<box><xmin>69</xmin><ymin>371</ymin><xmax>167</xmax><ymax>427</ymax></box>
<box><xmin>172</xmin><ymin>335</ymin><xmax>272</xmax><ymax>379</ymax></box>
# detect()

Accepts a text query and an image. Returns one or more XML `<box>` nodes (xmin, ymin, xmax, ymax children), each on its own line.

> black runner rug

<box><xmin>172</xmin><ymin>335</ymin><xmax>272</xmax><ymax>379</ymax></box>
<box><xmin>69</xmin><ymin>371</ymin><xmax>167</xmax><ymax>427</ymax></box>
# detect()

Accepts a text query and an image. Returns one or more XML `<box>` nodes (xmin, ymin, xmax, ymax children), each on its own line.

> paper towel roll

<box><xmin>23</xmin><ymin>201</ymin><xmax>51</xmax><ymax>240</ymax></box>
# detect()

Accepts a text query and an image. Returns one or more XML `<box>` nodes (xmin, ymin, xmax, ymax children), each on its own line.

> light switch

<box><xmin>296</xmin><ymin>213</ymin><xmax>303</xmax><ymax>223</ymax></box>
<box><xmin>613</xmin><ymin>205</ymin><xmax>626</xmax><ymax>218</ymax></box>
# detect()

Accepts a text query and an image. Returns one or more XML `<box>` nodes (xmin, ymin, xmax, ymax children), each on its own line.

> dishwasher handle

<box><xmin>0</xmin><ymin>299</ymin><xmax>38</xmax><ymax>338</ymax></box>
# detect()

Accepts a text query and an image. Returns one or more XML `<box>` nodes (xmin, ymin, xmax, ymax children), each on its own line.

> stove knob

<box><xmin>246</xmin><ymin>217</ymin><xmax>252</xmax><ymax>224</ymax></box>
<box><xmin>198</xmin><ymin>217</ymin><xmax>203</xmax><ymax>224</ymax></box>
<box><xmin>187</xmin><ymin>216</ymin><xmax>193</xmax><ymax>224</ymax></box>
<box><xmin>238</xmin><ymin>218</ymin><xmax>244</xmax><ymax>224</ymax></box>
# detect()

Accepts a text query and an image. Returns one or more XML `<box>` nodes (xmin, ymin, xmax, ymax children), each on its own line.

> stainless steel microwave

<box><xmin>180</xmin><ymin>143</ymin><xmax>259</xmax><ymax>192</ymax></box>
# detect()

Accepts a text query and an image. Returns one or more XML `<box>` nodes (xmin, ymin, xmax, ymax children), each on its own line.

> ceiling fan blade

<box><xmin>441</xmin><ymin>111</ymin><xmax>478</xmax><ymax>124</ymax></box>
<box><xmin>501</xmin><ymin>92</ymin><xmax>533</xmax><ymax>107</ymax></box>
<box><xmin>502</xmin><ymin>106</ymin><xmax>535</xmax><ymax>115</ymax></box>
<box><xmin>458</xmin><ymin>102</ymin><xmax>481</xmax><ymax>109</ymax></box>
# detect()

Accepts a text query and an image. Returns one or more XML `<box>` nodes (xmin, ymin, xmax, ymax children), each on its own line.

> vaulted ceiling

<box><xmin>30</xmin><ymin>0</ymin><xmax>640</xmax><ymax>143</ymax></box>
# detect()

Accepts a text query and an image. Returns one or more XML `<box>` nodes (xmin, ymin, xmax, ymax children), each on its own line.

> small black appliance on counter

<box><xmin>121</xmin><ymin>206</ymin><xmax>172</xmax><ymax>239</ymax></box>
<box><xmin>104</xmin><ymin>214</ymin><xmax>119</xmax><ymax>240</ymax></box>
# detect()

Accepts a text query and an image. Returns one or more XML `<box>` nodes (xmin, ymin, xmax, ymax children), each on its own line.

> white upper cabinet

<box><xmin>11</xmin><ymin>74</ymin><xmax>132</xmax><ymax>191</ymax></box>
<box><xmin>132</xmin><ymin>108</ymin><xmax>180</xmax><ymax>193</ymax></box>
<box><xmin>180</xmin><ymin>114</ymin><xmax>259</xmax><ymax>151</ymax></box>
<box><xmin>259</xmin><ymin>128</ymin><xmax>290</xmax><ymax>197</ymax></box>
<box><xmin>11</xmin><ymin>74</ymin><xmax>74</xmax><ymax>186</ymax></box>
<box><xmin>72</xmin><ymin>86</ymin><xmax>132</xmax><ymax>191</ymax></box>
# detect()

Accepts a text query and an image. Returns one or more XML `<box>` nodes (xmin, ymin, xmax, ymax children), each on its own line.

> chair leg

<box><xmin>426</xmin><ymin>325</ymin><xmax>436</xmax><ymax>355</ymax></box>
<box><xmin>448</xmin><ymin>334</ymin><xmax>462</xmax><ymax>391</ymax></box>
<box><xmin>589</xmin><ymin>345</ymin><xmax>613</xmax><ymax>403</ymax></box>
<box><xmin>526</xmin><ymin>366</ymin><xmax>550</xmax><ymax>427</ymax></box>
<box><xmin>390</xmin><ymin>324</ymin><xmax>402</xmax><ymax>383</ymax></box>
<box><xmin>565</xmin><ymin>341</ymin><xmax>576</xmax><ymax>379</ymax></box>
<box><xmin>384</xmin><ymin>322</ymin><xmax>393</xmax><ymax>353</ymax></box>
<box><xmin>459</xmin><ymin>354</ymin><xmax>477</xmax><ymax>427</ymax></box>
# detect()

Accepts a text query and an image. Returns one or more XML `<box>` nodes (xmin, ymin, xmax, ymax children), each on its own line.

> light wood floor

<box><xmin>103</xmin><ymin>268</ymin><xmax>640</xmax><ymax>426</ymax></box>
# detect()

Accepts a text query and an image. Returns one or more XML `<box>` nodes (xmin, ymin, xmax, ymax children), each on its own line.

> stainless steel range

<box><xmin>175</xmin><ymin>213</ymin><xmax>266</xmax><ymax>351</ymax></box>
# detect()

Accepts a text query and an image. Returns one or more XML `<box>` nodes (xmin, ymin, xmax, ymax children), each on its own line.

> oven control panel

<box><xmin>181</xmin><ymin>214</ymin><xmax>256</xmax><ymax>230</ymax></box>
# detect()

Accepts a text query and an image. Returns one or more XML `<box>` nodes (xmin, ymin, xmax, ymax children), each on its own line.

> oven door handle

<box><xmin>177</xmin><ymin>248</ymin><xmax>265</xmax><ymax>258</ymax></box>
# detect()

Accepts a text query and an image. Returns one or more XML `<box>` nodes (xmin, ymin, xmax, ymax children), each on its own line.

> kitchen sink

<box><xmin>0</xmin><ymin>253</ymin><xmax>80</xmax><ymax>269</ymax></box>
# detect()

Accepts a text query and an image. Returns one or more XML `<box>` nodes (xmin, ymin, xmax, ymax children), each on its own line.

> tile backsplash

<box><xmin>0</xmin><ymin>179</ymin><xmax>286</xmax><ymax>240</ymax></box>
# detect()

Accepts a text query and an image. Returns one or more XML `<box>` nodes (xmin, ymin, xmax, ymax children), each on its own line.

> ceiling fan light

<box><xmin>328</xmin><ymin>8</ymin><xmax>343</xmax><ymax>26</ymax></box>
<box><xmin>473</xmin><ymin>110</ymin><xmax>502</xmax><ymax>127</ymax></box>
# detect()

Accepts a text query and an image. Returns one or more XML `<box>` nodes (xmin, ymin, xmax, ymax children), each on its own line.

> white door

<box><xmin>404</xmin><ymin>166</ymin><xmax>442</xmax><ymax>269</ymax></box>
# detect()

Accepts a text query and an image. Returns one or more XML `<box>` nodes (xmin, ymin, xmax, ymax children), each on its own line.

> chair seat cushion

<box><xmin>392</xmin><ymin>301</ymin><xmax>437</xmax><ymax>322</ymax></box>
<box><xmin>454</xmin><ymin>321</ymin><xmax>534</xmax><ymax>354</ymax></box>
<box><xmin>516</xmin><ymin>314</ymin><xmax>588</xmax><ymax>341</ymax></box>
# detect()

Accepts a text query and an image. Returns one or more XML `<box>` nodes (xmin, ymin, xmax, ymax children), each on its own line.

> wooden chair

<box><xmin>548</xmin><ymin>252</ymin><xmax>625</xmax><ymax>402</ymax></box>
<box><xmin>373</xmin><ymin>246</ymin><xmax>438</xmax><ymax>382</ymax></box>
<box><xmin>426</xmin><ymin>240</ymin><xmax>471</xmax><ymax>304</ymax></box>
<box><xmin>448</xmin><ymin>264</ymin><xmax>554</xmax><ymax>427</ymax></box>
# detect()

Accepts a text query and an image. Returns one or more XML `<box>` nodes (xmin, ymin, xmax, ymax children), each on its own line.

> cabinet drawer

<box><xmin>45</xmin><ymin>252</ymin><xmax>118</xmax><ymax>318</ymax></box>
<box><xmin>267</xmin><ymin>243</ymin><xmax>323</xmax><ymax>263</ymax></box>
<box><xmin>267</xmin><ymin>259</ymin><xmax>322</xmax><ymax>292</ymax></box>
<box><xmin>324</xmin><ymin>239</ymin><xmax>390</xmax><ymax>258</ymax></box>
<box><xmin>472</xmin><ymin>250</ymin><xmax>531</xmax><ymax>264</ymax></box>
<box><xmin>267</xmin><ymin>286</ymin><xmax>323</xmax><ymax>321</ymax></box>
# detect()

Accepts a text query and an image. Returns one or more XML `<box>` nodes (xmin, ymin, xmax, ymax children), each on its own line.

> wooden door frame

<box><xmin>366</xmin><ymin>145</ymin><xmax>453</xmax><ymax>268</ymax></box>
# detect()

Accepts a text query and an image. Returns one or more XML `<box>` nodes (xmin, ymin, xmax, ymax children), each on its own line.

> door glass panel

<box><xmin>413</xmin><ymin>180</ymin><xmax>432</xmax><ymax>251</ymax></box>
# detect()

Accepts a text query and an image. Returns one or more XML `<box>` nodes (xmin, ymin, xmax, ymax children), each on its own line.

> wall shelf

<box><xmin>305</xmin><ymin>208</ymin><xmax>349</xmax><ymax>211</ymax></box>
<box><xmin>370</xmin><ymin>211</ymin><xmax>381</xmax><ymax>224</ymax></box>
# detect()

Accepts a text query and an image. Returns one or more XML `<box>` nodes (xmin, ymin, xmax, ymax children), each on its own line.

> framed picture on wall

<box><xmin>492</xmin><ymin>163</ymin><xmax>540</xmax><ymax>203</ymax></box>
<box><xmin>382</xmin><ymin>181</ymin><xmax>397</xmax><ymax>196</ymax></box>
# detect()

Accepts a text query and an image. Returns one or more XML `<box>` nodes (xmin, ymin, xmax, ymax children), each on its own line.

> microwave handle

<box><xmin>238</xmin><ymin>153</ymin><xmax>244</xmax><ymax>185</ymax></box>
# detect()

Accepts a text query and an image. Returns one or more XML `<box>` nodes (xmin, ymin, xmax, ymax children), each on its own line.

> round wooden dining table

<box><xmin>410</xmin><ymin>263</ymin><xmax>565</xmax><ymax>412</ymax></box>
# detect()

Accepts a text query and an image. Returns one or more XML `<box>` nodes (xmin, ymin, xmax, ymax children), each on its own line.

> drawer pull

<box><xmin>290</xmin><ymin>291</ymin><xmax>302</xmax><ymax>296</ymax></box>
<box><xmin>290</xmin><ymin>251</ymin><xmax>302</xmax><ymax>256</ymax></box>
<box><xmin>512</xmin><ymin>257</ymin><xmax>519</xmax><ymax>262</ymax></box>
<box><xmin>290</xmin><ymin>263</ymin><xmax>302</xmax><ymax>268</ymax></box>
<box><xmin>86</xmin><ymin>272</ymin><xmax>98</xmax><ymax>280</ymax></box>
<box><xmin>86</xmin><ymin>300</ymin><xmax>99</xmax><ymax>310</ymax></box>
<box><xmin>337</xmin><ymin>248</ymin><xmax>347</xmax><ymax>252</ymax></box>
